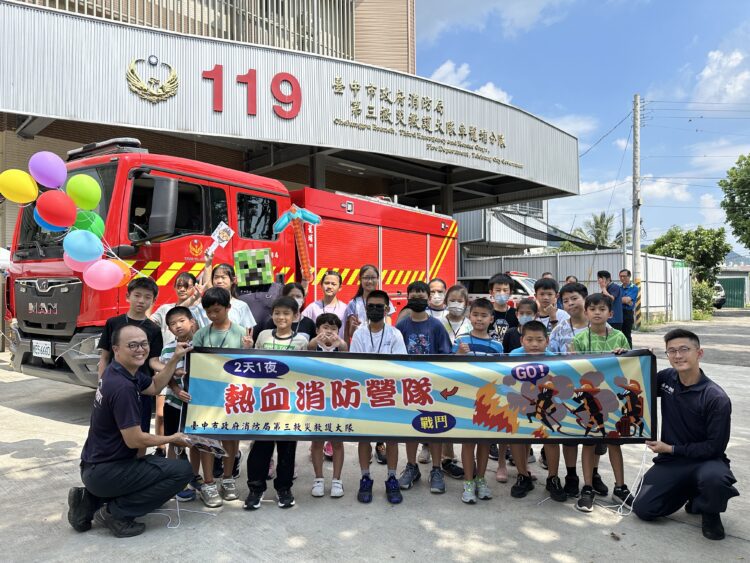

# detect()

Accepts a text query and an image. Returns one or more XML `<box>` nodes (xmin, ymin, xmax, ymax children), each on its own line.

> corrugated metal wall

<box><xmin>460</xmin><ymin>249</ymin><xmax>690</xmax><ymax>321</ymax></box>
<box><xmin>17</xmin><ymin>0</ymin><xmax>357</xmax><ymax>59</ymax></box>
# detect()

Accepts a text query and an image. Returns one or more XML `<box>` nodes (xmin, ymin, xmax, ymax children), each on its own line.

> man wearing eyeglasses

<box><xmin>634</xmin><ymin>329</ymin><xmax>739</xmax><ymax>540</ymax></box>
<box><xmin>68</xmin><ymin>325</ymin><xmax>194</xmax><ymax>538</ymax></box>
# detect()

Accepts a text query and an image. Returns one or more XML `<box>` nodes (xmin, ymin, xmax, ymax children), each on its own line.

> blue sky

<box><xmin>415</xmin><ymin>0</ymin><xmax>750</xmax><ymax>254</ymax></box>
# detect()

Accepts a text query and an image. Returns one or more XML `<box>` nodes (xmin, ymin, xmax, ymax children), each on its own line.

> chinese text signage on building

<box><xmin>183</xmin><ymin>349</ymin><xmax>656</xmax><ymax>443</ymax></box>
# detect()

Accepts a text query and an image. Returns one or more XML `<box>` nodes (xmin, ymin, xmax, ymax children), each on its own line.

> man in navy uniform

<box><xmin>67</xmin><ymin>325</ymin><xmax>193</xmax><ymax>537</ymax></box>
<box><xmin>634</xmin><ymin>329</ymin><xmax>738</xmax><ymax>540</ymax></box>
<box><xmin>619</xmin><ymin>269</ymin><xmax>638</xmax><ymax>347</ymax></box>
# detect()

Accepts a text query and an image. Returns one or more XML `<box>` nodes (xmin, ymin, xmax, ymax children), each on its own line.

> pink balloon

<box><xmin>83</xmin><ymin>260</ymin><xmax>125</xmax><ymax>290</ymax></box>
<box><xmin>63</xmin><ymin>252</ymin><xmax>98</xmax><ymax>272</ymax></box>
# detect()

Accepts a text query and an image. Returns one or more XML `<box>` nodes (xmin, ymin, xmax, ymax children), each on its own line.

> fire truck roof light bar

<box><xmin>67</xmin><ymin>138</ymin><xmax>147</xmax><ymax>162</ymax></box>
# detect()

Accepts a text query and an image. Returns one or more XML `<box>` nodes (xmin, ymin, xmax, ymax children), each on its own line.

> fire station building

<box><xmin>0</xmin><ymin>0</ymin><xmax>579</xmax><ymax>253</ymax></box>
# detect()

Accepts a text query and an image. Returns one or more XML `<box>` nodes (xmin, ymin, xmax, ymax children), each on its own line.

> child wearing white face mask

<box><xmin>440</xmin><ymin>285</ymin><xmax>472</xmax><ymax>344</ymax></box>
<box><xmin>427</xmin><ymin>278</ymin><xmax>449</xmax><ymax>320</ymax></box>
<box><xmin>502</xmin><ymin>298</ymin><xmax>538</xmax><ymax>353</ymax></box>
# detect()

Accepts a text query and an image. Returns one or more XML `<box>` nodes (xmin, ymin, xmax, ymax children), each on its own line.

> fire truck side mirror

<box><xmin>147</xmin><ymin>176</ymin><xmax>178</xmax><ymax>241</ymax></box>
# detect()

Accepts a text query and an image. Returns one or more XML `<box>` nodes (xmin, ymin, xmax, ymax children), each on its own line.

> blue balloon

<box><xmin>63</xmin><ymin>229</ymin><xmax>103</xmax><ymax>263</ymax></box>
<box><xmin>33</xmin><ymin>207</ymin><xmax>66</xmax><ymax>232</ymax></box>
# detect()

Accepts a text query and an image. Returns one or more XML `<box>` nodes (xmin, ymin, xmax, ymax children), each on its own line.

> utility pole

<box><xmin>621</xmin><ymin>207</ymin><xmax>627</xmax><ymax>269</ymax></box>
<box><xmin>632</xmin><ymin>94</ymin><xmax>643</xmax><ymax>328</ymax></box>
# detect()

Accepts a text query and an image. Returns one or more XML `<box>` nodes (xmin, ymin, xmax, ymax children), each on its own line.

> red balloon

<box><xmin>36</xmin><ymin>190</ymin><xmax>77</xmax><ymax>228</ymax></box>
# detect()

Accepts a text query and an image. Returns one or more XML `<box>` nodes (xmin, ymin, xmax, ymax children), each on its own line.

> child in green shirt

<box><xmin>571</xmin><ymin>293</ymin><xmax>633</xmax><ymax>514</ymax></box>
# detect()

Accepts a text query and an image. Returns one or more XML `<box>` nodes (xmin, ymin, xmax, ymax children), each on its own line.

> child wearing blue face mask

<box><xmin>487</xmin><ymin>273</ymin><xmax>519</xmax><ymax>342</ymax></box>
<box><xmin>502</xmin><ymin>298</ymin><xmax>537</xmax><ymax>353</ymax></box>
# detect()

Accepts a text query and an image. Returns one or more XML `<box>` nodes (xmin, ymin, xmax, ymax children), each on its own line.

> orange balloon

<box><xmin>113</xmin><ymin>260</ymin><xmax>132</xmax><ymax>287</ymax></box>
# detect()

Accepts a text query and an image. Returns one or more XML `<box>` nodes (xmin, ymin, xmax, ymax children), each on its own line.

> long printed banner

<box><xmin>183</xmin><ymin>349</ymin><xmax>656</xmax><ymax>443</ymax></box>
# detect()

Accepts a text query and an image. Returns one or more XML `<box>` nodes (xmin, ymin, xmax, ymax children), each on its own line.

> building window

<box><xmin>237</xmin><ymin>192</ymin><xmax>277</xmax><ymax>240</ymax></box>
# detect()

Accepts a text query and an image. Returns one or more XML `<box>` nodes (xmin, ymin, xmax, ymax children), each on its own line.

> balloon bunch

<box><xmin>0</xmin><ymin>151</ymin><xmax>133</xmax><ymax>290</ymax></box>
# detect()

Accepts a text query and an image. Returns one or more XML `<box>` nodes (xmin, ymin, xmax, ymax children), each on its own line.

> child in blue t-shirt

<box><xmin>454</xmin><ymin>297</ymin><xmax>503</xmax><ymax>504</ymax></box>
<box><xmin>396</xmin><ymin>281</ymin><xmax>452</xmax><ymax>493</ymax></box>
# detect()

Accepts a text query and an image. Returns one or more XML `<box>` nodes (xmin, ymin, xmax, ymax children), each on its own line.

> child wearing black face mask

<box><xmin>349</xmin><ymin>290</ymin><xmax>407</xmax><ymax>505</ymax></box>
<box><xmin>395</xmin><ymin>281</ymin><xmax>452</xmax><ymax>495</ymax></box>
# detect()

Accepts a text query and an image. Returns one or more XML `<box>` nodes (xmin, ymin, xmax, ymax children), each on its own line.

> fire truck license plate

<box><xmin>32</xmin><ymin>340</ymin><xmax>52</xmax><ymax>359</ymax></box>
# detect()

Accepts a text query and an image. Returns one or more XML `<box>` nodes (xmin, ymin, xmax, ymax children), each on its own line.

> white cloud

<box><xmin>613</xmin><ymin>138</ymin><xmax>628</xmax><ymax>150</ymax></box>
<box><xmin>546</xmin><ymin>114</ymin><xmax>599</xmax><ymax>139</ymax></box>
<box><xmin>429</xmin><ymin>60</ymin><xmax>513</xmax><ymax>103</ymax></box>
<box><xmin>699</xmin><ymin>193</ymin><xmax>726</xmax><ymax>224</ymax></box>
<box><xmin>694</xmin><ymin>50</ymin><xmax>750</xmax><ymax>103</ymax></box>
<box><xmin>416</xmin><ymin>0</ymin><xmax>575</xmax><ymax>43</ymax></box>
<box><xmin>639</xmin><ymin>175</ymin><xmax>691</xmax><ymax>201</ymax></box>
<box><xmin>475</xmin><ymin>82</ymin><xmax>513</xmax><ymax>103</ymax></box>
<box><xmin>429</xmin><ymin>60</ymin><xmax>471</xmax><ymax>88</ymax></box>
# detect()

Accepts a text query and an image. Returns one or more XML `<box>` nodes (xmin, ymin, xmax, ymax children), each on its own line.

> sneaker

<box><xmin>528</xmin><ymin>448</ymin><xmax>536</xmax><ymax>464</ymax></box>
<box><xmin>220</xmin><ymin>478</ymin><xmax>239</xmax><ymax>501</ymax></box>
<box><xmin>475</xmin><ymin>477</ymin><xmax>492</xmax><ymax>500</ymax></box>
<box><xmin>311</xmin><ymin>478</ymin><xmax>325</xmax><ymax>498</ymax></box>
<box><xmin>267</xmin><ymin>458</ymin><xmax>276</xmax><ymax>480</ymax></box>
<box><xmin>375</xmin><ymin>443</ymin><xmax>387</xmax><ymax>465</ymax></box>
<box><xmin>277</xmin><ymin>488</ymin><xmax>295</xmax><ymax>508</ymax></box>
<box><xmin>429</xmin><ymin>468</ymin><xmax>446</xmax><ymax>494</ymax></box>
<box><xmin>592</xmin><ymin>472</ymin><xmax>609</xmax><ymax>496</ymax></box>
<box><xmin>323</xmin><ymin>441</ymin><xmax>334</xmax><ymax>459</ymax></box>
<box><xmin>702</xmin><ymin>513</ymin><xmax>725</xmax><ymax>541</ymax></box>
<box><xmin>575</xmin><ymin>486</ymin><xmax>595</xmax><ymax>513</ymax></box>
<box><xmin>357</xmin><ymin>475</ymin><xmax>374</xmax><ymax>503</ymax></box>
<box><xmin>441</xmin><ymin>459</ymin><xmax>464</xmax><ymax>480</ymax></box>
<box><xmin>564</xmin><ymin>474</ymin><xmax>580</xmax><ymax>498</ymax></box>
<box><xmin>385</xmin><ymin>475</ymin><xmax>403</xmax><ymax>504</ymax></box>
<box><xmin>417</xmin><ymin>444</ymin><xmax>431</xmax><ymax>464</ymax></box>
<box><xmin>462</xmin><ymin>480</ymin><xmax>477</xmax><ymax>504</ymax></box>
<box><xmin>67</xmin><ymin>487</ymin><xmax>99</xmax><ymax>532</ymax></box>
<box><xmin>232</xmin><ymin>451</ymin><xmax>242</xmax><ymax>479</ymax></box>
<box><xmin>243</xmin><ymin>488</ymin><xmax>263</xmax><ymax>510</ymax></box>
<box><xmin>189</xmin><ymin>474</ymin><xmax>204</xmax><ymax>491</ymax></box>
<box><xmin>489</xmin><ymin>443</ymin><xmax>500</xmax><ymax>461</ymax></box>
<box><xmin>495</xmin><ymin>465</ymin><xmax>508</xmax><ymax>483</ymax></box>
<box><xmin>93</xmin><ymin>506</ymin><xmax>146</xmax><ymax>538</ymax></box>
<box><xmin>510</xmin><ymin>474</ymin><xmax>535</xmax><ymax>498</ymax></box>
<box><xmin>176</xmin><ymin>486</ymin><xmax>197</xmax><ymax>502</ymax></box>
<box><xmin>508</xmin><ymin>453</ymin><xmax>516</xmax><ymax>467</ymax></box>
<box><xmin>546</xmin><ymin>476</ymin><xmax>567</xmax><ymax>502</ymax></box>
<box><xmin>200</xmin><ymin>482</ymin><xmax>223</xmax><ymax>508</ymax></box>
<box><xmin>539</xmin><ymin>448</ymin><xmax>548</xmax><ymax>470</ymax></box>
<box><xmin>612</xmin><ymin>484</ymin><xmax>633</xmax><ymax>507</ymax></box>
<box><xmin>213</xmin><ymin>456</ymin><xmax>224</xmax><ymax>479</ymax></box>
<box><xmin>398</xmin><ymin>463</ymin><xmax>421</xmax><ymax>490</ymax></box>
<box><xmin>331</xmin><ymin>479</ymin><xmax>344</xmax><ymax>498</ymax></box>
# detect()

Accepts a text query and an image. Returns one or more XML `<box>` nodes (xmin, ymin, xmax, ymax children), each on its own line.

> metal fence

<box><xmin>15</xmin><ymin>0</ymin><xmax>356</xmax><ymax>58</ymax></box>
<box><xmin>460</xmin><ymin>249</ymin><xmax>692</xmax><ymax>322</ymax></box>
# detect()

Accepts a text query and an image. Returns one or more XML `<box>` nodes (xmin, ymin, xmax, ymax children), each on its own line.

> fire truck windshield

<box><xmin>13</xmin><ymin>164</ymin><xmax>116</xmax><ymax>261</ymax></box>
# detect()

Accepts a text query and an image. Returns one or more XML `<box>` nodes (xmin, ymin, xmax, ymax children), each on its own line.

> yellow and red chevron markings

<box><xmin>120</xmin><ymin>261</ymin><xmax>296</xmax><ymax>286</ymax></box>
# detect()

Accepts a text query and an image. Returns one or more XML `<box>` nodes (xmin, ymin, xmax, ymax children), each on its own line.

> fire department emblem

<box><xmin>188</xmin><ymin>239</ymin><xmax>204</xmax><ymax>258</ymax></box>
<box><xmin>126</xmin><ymin>55</ymin><xmax>178</xmax><ymax>104</ymax></box>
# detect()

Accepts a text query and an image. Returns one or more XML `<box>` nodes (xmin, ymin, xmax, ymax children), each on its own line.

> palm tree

<box><xmin>572</xmin><ymin>212</ymin><xmax>617</xmax><ymax>248</ymax></box>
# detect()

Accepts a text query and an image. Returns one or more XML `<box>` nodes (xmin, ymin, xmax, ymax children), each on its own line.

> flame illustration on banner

<box><xmin>532</xmin><ymin>426</ymin><xmax>550</xmax><ymax>439</ymax></box>
<box><xmin>473</xmin><ymin>381</ymin><xmax>520</xmax><ymax>433</ymax></box>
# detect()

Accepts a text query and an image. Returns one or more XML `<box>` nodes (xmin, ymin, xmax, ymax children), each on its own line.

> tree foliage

<box><xmin>646</xmin><ymin>226</ymin><xmax>731</xmax><ymax>283</ymax></box>
<box><xmin>719</xmin><ymin>153</ymin><xmax>750</xmax><ymax>249</ymax></box>
<box><xmin>571</xmin><ymin>212</ymin><xmax>630</xmax><ymax>248</ymax></box>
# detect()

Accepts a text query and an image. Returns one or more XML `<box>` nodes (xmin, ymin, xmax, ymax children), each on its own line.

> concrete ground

<box><xmin>1</xmin><ymin>311</ymin><xmax>747</xmax><ymax>561</ymax></box>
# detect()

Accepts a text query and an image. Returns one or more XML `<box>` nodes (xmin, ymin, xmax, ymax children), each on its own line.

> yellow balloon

<box><xmin>0</xmin><ymin>169</ymin><xmax>39</xmax><ymax>204</ymax></box>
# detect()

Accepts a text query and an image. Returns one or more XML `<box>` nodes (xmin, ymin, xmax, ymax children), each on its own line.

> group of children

<box><xmin>98</xmin><ymin>263</ymin><xmax>635</xmax><ymax>513</ymax></box>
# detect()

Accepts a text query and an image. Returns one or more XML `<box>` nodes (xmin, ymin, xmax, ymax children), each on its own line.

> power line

<box><xmin>642</xmin><ymin>124</ymin><xmax>750</xmax><ymax>137</ymax></box>
<box><xmin>642</xmin><ymin>155</ymin><xmax>741</xmax><ymax>159</ymax></box>
<box><xmin>578</xmin><ymin>111</ymin><xmax>631</xmax><ymax>158</ymax></box>
<box><xmin>645</xmin><ymin>99</ymin><xmax>750</xmax><ymax>105</ymax></box>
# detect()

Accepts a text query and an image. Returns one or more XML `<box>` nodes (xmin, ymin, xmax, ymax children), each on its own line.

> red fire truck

<box><xmin>7</xmin><ymin>139</ymin><xmax>457</xmax><ymax>388</ymax></box>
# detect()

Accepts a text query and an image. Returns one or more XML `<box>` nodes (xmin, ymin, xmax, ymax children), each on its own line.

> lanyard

<box><xmin>448</xmin><ymin>318</ymin><xmax>467</xmax><ymax>340</ymax></box>
<box><xmin>208</xmin><ymin>324</ymin><xmax>230</xmax><ymax>348</ymax></box>
<box><xmin>368</xmin><ymin>325</ymin><xmax>386</xmax><ymax>354</ymax></box>
<box><xmin>272</xmin><ymin>329</ymin><xmax>297</xmax><ymax>350</ymax></box>
<box><xmin>587</xmin><ymin>326</ymin><xmax>609</xmax><ymax>351</ymax></box>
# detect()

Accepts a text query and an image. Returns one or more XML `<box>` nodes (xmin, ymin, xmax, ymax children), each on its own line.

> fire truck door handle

<box><xmin>341</xmin><ymin>201</ymin><xmax>354</xmax><ymax>214</ymax></box>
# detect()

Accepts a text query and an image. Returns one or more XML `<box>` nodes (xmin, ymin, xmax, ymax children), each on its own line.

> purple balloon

<box><xmin>28</xmin><ymin>151</ymin><xmax>67</xmax><ymax>188</ymax></box>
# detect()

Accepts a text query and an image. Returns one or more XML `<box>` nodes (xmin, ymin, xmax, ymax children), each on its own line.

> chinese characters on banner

<box><xmin>183</xmin><ymin>349</ymin><xmax>657</xmax><ymax>442</ymax></box>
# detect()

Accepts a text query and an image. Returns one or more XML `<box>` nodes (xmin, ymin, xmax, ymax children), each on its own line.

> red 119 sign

<box><xmin>201</xmin><ymin>65</ymin><xmax>302</xmax><ymax>119</ymax></box>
